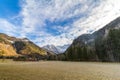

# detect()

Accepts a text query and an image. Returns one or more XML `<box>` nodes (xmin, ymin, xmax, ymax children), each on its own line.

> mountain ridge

<box><xmin>43</xmin><ymin>44</ymin><xmax>70</xmax><ymax>54</ymax></box>
<box><xmin>65</xmin><ymin>16</ymin><xmax>120</xmax><ymax>62</ymax></box>
<box><xmin>0</xmin><ymin>33</ymin><xmax>55</xmax><ymax>60</ymax></box>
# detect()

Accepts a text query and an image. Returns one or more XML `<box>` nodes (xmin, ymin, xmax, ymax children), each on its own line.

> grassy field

<box><xmin>0</xmin><ymin>60</ymin><xmax>120</xmax><ymax>80</ymax></box>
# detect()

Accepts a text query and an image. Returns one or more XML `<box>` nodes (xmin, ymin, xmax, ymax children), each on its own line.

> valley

<box><xmin>0</xmin><ymin>0</ymin><xmax>120</xmax><ymax>80</ymax></box>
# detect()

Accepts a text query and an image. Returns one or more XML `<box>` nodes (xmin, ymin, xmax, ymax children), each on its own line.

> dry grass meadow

<box><xmin>0</xmin><ymin>60</ymin><xmax>120</xmax><ymax>80</ymax></box>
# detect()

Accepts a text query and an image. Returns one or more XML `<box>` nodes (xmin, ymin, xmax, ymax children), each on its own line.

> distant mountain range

<box><xmin>43</xmin><ymin>44</ymin><xmax>70</xmax><ymax>54</ymax></box>
<box><xmin>65</xmin><ymin>17</ymin><xmax>120</xmax><ymax>62</ymax></box>
<box><xmin>43</xmin><ymin>45</ymin><xmax>59</xmax><ymax>54</ymax></box>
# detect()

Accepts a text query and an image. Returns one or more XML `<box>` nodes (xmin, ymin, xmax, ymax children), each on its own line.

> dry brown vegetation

<box><xmin>0</xmin><ymin>60</ymin><xmax>120</xmax><ymax>80</ymax></box>
<box><xmin>0</xmin><ymin>43</ymin><xmax>18</xmax><ymax>56</ymax></box>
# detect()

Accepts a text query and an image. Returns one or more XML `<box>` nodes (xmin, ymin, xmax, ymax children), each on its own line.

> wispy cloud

<box><xmin>0</xmin><ymin>18</ymin><xmax>19</xmax><ymax>36</ymax></box>
<box><xmin>20</xmin><ymin>0</ymin><xmax>101</xmax><ymax>46</ymax></box>
<box><xmin>72</xmin><ymin>0</ymin><xmax>120</xmax><ymax>36</ymax></box>
<box><xmin>0</xmin><ymin>0</ymin><xmax>120</xmax><ymax>47</ymax></box>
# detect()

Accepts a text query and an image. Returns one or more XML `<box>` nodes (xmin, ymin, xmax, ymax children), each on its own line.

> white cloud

<box><xmin>1</xmin><ymin>0</ymin><xmax>120</xmax><ymax>47</ymax></box>
<box><xmin>20</xmin><ymin>0</ymin><xmax>98</xmax><ymax>46</ymax></box>
<box><xmin>72</xmin><ymin>0</ymin><xmax>120</xmax><ymax>38</ymax></box>
<box><xmin>34</xmin><ymin>35</ymin><xmax>71</xmax><ymax>47</ymax></box>
<box><xmin>0</xmin><ymin>19</ymin><xmax>18</xmax><ymax>36</ymax></box>
<box><xmin>20</xmin><ymin>0</ymin><xmax>93</xmax><ymax>31</ymax></box>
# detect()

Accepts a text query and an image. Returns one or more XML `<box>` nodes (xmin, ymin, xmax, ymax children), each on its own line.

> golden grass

<box><xmin>0</xmin><ymin>43</ymin><xmax>18</xmax><ymax>56</ymax></box>
<box><xmin>0</xmin><ymin>61</ymin><xmax>120</xmax><ymax>80</ymax></box>
<box><xmin>19</xmin><ymin>42</ymin><xmax>47</xmax><ymax>55</ymax></box>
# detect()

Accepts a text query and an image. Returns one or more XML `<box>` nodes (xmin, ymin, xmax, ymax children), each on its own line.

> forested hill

<box><xmin>65</xmin><ymin>17</ymin><xmax>120</xmax><ymax>62</ymax></box>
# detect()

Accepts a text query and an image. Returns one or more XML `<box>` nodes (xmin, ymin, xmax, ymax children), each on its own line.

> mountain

<box><xmin>13</xmin><ymin>40</ymin><xmax>47</xmax><ymax>55</ymax></box>
<box><xmin>72</xmin><ymin>17</ymin><xmax>120</xmax><ymax>47</ymax></box>
<box><xmin>0</xmin><ymin>33</ymin><xmax>18</xmax><ymax>57</ymax></box>
<box><xmin>0</xmin><ymin>33</ymin><xmax>54</xmax><ymax>60</ymax></box>
<box><xmin>65</xmin><ymin>17</ymin><xmax>120</xmax><ymax>62</ymax></box>
<box><xmin>43</xmin><ymin>44</ymin><xmax>70</xmax><ymax>54</ymax></box>
<box><xmin>56</xmin><ymin>44</ymin><xmax>70</xmax><ymax>53</ymax></box>
<box><xmin>0</xmin><ymin>43</ymin><xmax>18</xmax><ymax>57</ymax></box>
<box><xmin>43</xmin><ymin>45</ymin><xmax>59</xmax><ymax>54</ymax></box>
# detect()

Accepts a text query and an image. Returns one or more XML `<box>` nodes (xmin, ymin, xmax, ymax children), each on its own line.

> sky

<box><xmin>0</xmin><ymin>0</ymin><xmax>120</xmax><ymax>47</ymax></box>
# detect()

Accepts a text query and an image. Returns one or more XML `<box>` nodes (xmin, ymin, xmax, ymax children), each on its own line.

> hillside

<box><xmin>65</xmin><ymin>17</ymin><xmax>120</xmax><ymax>62</ymax></box>
<box><xmin>0</xmin><ymin>33</ymin><xmax>55</xmax><ymax>60</ymax></box>
<box><xmin>0</xmin><ymin>43</ymin><xmax>18</xmax><ymax>57</ymax></box>
<box><xmin>0</xmin><ymin>33</ymin><xmax>18</xmax><ymax>57</ymax></box>
<box><xmin>13</xmin><ymin>40</ymin><xmax>47</xmax><ymax>55</ymax></box>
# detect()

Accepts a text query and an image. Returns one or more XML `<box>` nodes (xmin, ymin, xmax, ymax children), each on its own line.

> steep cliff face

<box><xmin>65</xmin><ymin>17</ymin><xmax>120</xmax><ymax>62</ymax></box>
<box><xmin>95</xmin><ymin>29</ymin><xmax>120</xmax><ymax>62</ymax></box>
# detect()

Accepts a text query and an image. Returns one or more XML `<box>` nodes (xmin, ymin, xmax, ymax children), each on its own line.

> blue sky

<box><xmin>0</xmin><ymin>0</ymin><xmax>120</xmax><ymax>47</ymax></box>
<box><xmin>0</xmin><ymin>0</ymin><xmax>20</xmax><ymax>18</ymax></box>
